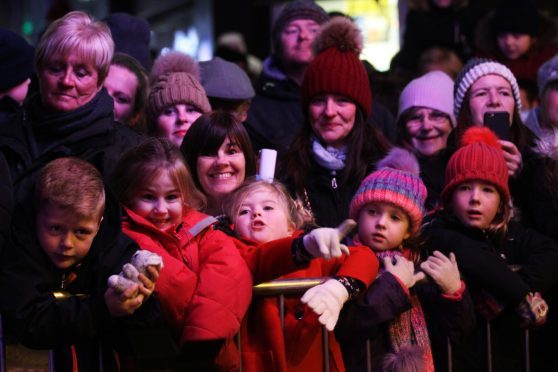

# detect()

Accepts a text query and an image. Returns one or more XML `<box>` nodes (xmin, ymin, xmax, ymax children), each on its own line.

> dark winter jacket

<box><xmin>285</xmin><ymin>158</ymin><xmax>367</xmax><ymax>228</ymax></box>
<box><xmin>423</xmin><ymin>214</ymin><xmax>558</xmax><ymax>371</ymax></box>
<box><xmin>0</xmin><ymin>89</ymin><xmax>142</xmax><ymax>195</ymax></box>
<box><xmin>0</xmin><ymin>189</ymin><xmax>160</xmax><ymax>371</ymax></box>
<box><xmin>0</xmin><ymin>152</ymin><xmax>12</xmax><ymax>257</ymax></box>
<box><xmin>336</xmin><ymin>271</ymin><xmax>474</xmax><ymax>372</ymax></box>
<box><xmin>417</xmin><ymin>150</ymin><xmax>450</xmax><ymax>211</ymax></box>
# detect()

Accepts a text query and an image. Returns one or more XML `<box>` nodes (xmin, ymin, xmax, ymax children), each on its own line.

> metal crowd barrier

<box><xmin>0</xmin><ymin>282</ymin><xmax>534</xmax><ymax>372</ymax></box>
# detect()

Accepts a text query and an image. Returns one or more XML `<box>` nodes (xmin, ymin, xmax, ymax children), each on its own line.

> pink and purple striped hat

<box><xmin>349</xmin><ymin>148</ymin><xmax>427</xmax><ymax>234</ymax></box>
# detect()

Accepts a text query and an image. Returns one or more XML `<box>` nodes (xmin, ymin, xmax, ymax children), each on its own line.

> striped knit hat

<box><xmin>454</xmin><ymin>58</ymin><xmax>521</xmax><ymax>117</ymax></box>
<box><xmin>349</xmin><ymin>148</ymin><xmax>427</xmax><ymax>234</ymax></box>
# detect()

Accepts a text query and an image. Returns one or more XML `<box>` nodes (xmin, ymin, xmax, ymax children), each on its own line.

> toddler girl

<box><xmin>224</xmin><ymin>178</ymin><xmax>379</xmax><ymax>372</ymax></box>
<box><xmin>111</xmin><ymin>137</ymin><xmax>252</xmax><ymax>371</ymax></box>
<box><xmin>336</xmin><ymin>148</ymin><xmax>474</xmax><ymax>372</ymax></box>
<box><xmin>424</xmin><ymin>126</ymin><xmax>557</xmax><ymax>371</ymax></box>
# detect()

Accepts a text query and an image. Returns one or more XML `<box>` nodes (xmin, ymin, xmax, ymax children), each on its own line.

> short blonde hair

<box><xmin>35</xmin><ymin>157</ymin><xmax>105</xmax><ymax>220</ymax></box>
<box><xmin>111</xmin><ymin>137</ymin><xmax>206</xmax><ymax>211</ymax></box>
<box><xmin>224</xmin><ymin>178</ymin><xmax>313</xmax><ymax>231</ymax></box>
<box><xmin>35</xmin><ymin>11</ymin><xmax>114</xmax><ymax>84</ymax></box>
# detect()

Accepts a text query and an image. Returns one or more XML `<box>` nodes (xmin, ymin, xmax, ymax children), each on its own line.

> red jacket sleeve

<box><xmin>122</xmin><ymin>227</ymin><xmax>198</xmax><ymax>338</ymax></box>
<box><xmin>180</xmin><ymin>228</ymin><xmax>253</xmax><ymax>345</ymax></box>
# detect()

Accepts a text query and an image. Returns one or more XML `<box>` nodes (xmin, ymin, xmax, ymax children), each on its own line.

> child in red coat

<box><xmin>223</xmin><ymin>178</ymin><xmax>379</xmax><ymax>372</ymax></box>
<box><xmin>111</xmin><ymin>138</ymin><xmax>252</xmax><ymax>371</ymax></box>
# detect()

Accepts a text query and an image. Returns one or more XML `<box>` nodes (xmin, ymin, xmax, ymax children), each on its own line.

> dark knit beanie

<box><xmin>272</xmin><ymin>0</ymin><xmax>329</xmax><ymax>53</ymax></box>
<box><xmin>454</xmin><ymin>58</ymin><xmax>521</xmax><ymax>117</ymax></box>
<box><xmin>493</xmin><ymin>0</ymin><xmax>540</xmax><ymax>36</ymax></box>
<box><xmin>301</xmin><ymin>17</ymin><xmax>372</xmax><ymax>118</ymax></box>
<box><xmin>105</xmin><ymin>13</ymin><xmax>152</xmax><ymax>71</ymax></box>
<box><xmin>442</xmin><ymin>127</ymin><xmax>510</xmax><ymax>203</ymax></box>
<box><xmin>148</xmin><ymin>51</ymin><xmax>211</xmax><ymax>121</ymax></box>
<box><xmin>0</xmin><ymin>28</ymin><xmax>34</xmax><ymax>92</ymax></box>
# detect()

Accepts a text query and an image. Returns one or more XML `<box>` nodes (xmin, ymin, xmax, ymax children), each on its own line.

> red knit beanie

<box><xmin>441</xmin><ymin>127</ymin><xmax>510</xmax><ymax>203</ymax></box>
<box><xmin>301</xmin><ymin>17</ymin><xmax>371</xmax><ymax>118</ymax></box>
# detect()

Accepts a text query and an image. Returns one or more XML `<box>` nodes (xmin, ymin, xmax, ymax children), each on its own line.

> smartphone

<box><xmin>484</xmin><ymin>112</ymin><xmax>511</xmax><ymax>141</ymax></box>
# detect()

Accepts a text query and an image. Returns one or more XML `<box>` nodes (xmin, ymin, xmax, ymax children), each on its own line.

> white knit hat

<box><xmin>398</xmin><ymin>71</ymin><xmax>456</xmax><ymax>127</ymax></box>
<box><xmin>454</xmin><ymin>58</ymin><xmax>521</xmax><ymax>117</ymax></box>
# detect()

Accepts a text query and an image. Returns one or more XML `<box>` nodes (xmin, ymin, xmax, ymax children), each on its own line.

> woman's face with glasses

<box><xmin>405</xmin><ymin>107</ymin><xmax>452</xmax><ymax>157</ymax></box>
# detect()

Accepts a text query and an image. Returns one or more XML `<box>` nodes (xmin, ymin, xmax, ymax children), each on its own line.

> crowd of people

<box><xmin>0</xmin><ymin>0</ymin><xmax>558</xmax><ymax>371</ymax></box>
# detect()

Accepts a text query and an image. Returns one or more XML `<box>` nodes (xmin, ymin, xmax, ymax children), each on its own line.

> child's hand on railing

<box><xmin>104</xmin><ymin>284</ymin><xmax>144</xmax><ymax>317</ymax></box>
<box><xmin>303</xmin><ymin>219</ymin><xmax>356</xmax><ymax>260</ymax></box>
<box><xmin>516</xmin><ymin>292</ymin><xmax>548</xmax><ymax>329</ymax></box>
<box><xmin>420</xmin><ymin>251</ymin><xmax>461</xmax><ymax>295</ymax></box>
<box><xmin>301</xmin><ymin>279</ymin><xmax>349</xmax><ymax>331</ymax></box>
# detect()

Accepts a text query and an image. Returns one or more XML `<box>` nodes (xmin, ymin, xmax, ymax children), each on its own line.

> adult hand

<box><xmin>301</xmin><ymin>279</ymin><xmax>349</xmax><ymax>331</ymax></box>
<box><xmin>384</xmin><ymin>256</ymin><xmax>425</xmax><ymax>289</ymax></box>
<box><xmin>420</xmin><ymin>251</ymin><xmax>461</xmax><ymax>294</ymax></box>
<box><xmin>303</xmin><ymin>219</ymin><xmax>356</xmax><ymax>259</ymax></box>
<box><xmin>499</xmin><ymin>140</ymin><xmax>522</xmax><ymax>177</ymax></box>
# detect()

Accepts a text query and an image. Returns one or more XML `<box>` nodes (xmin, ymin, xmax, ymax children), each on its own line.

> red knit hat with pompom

<box><xmin>441</xmin><ymin>127</ymin><xmax>510</xmax><ymax>203</ymax></box>
<box><xmin>301</xmin><ymin>17</ymin><xmax>371</xmax><ymax>118</ymax></box>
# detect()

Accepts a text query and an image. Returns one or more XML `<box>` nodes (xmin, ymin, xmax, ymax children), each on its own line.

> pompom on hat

<box><xmin>302</xmin><ymin>17</ymin><xmax>372</xmax><ymax>118</ymax></box>
<box><xmin>441</xmin><ymin>126</ymin><xmax>510</xmax><ymax>203</ymax></box>
<box><xmin>398</xmin><ymin>70</ymin><xmax>456</xmax><ymax>128</ymax></box>
<box><xmin>349</xmin><ymin>148</ymin><xmax>427</xmax><ymax>234</ymax></box>
<box><xmin>148</xmin><ymin>51</ymin><xmax>211</xmax><ymax>121</ymax></box>
<box><xmin>454</xmin><ymin>58</ymin><xmax>521</xmax><ymax>117</ymax></box>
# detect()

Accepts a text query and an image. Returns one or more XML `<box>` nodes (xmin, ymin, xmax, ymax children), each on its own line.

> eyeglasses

<box><xmin>406</xmin><ymin>110</ymin><xmax>449</xmax><ymax>127</ymax></box>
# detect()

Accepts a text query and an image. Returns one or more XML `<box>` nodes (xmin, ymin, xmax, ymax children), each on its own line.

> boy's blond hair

<box><xmin>224</xmin><ymin>178</ymin><xmax>313</xmax><ymax>231</ymax></box>
<box><xmin>35</xmin><ymin>157</ymin><xmax>105</xmax><ymax>220</ymax></box>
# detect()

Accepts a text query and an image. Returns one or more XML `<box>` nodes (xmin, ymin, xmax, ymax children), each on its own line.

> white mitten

<box><xmin>301</xmin><ymin>279</ymin><xmax>349</xmax><ymax>331</ymax></box>
<box><xmin>131</xmin><ymin>250</ymin><xmax>164</xmax><ymax>274</ymax></box>
<box><xmin>303</xmin><ymin>219</ymin><xmax>356</xmax><ymax>259</ymax></box>
<box><xmin>107</xmin><ymin>274</ymin><xmax>137</xmax><ymax>293</ymax></box>
<box><xmin>107</xmin><ymin>251</ymin><xmax>164</xmax><ymax>293</ymax></box>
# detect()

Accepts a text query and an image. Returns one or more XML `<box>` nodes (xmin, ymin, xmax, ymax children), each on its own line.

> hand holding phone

<box><xmin>484</xmin><ymin>112</ymin><xmax>511</xmax><ymax>142</ymax></box>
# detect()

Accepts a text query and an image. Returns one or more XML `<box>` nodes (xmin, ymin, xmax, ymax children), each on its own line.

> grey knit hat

<box><xmin>148</xmin><ymin>51</ymin><xmax>211</xmax><ymax>120</ymax></box>
<box><xmin>200</xmin><ymin>57</ymin><xmax>255</xmax><ymax>100</ymax></box>
<box><xmin>454</xmin><ymin>58</ymin><xmax>521</xmax><ymax>117</ymax></box>
<box><xmin>537</xmin><ymin>54</ymin><xmax>558</xmax><ymax>97</ymax></box>
<box><xmin>271</xmin><ymin>0</ymin><xmax>329</xmax><ymax>53</ymax></box>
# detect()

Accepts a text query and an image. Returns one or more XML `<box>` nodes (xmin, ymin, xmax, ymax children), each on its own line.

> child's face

<box><xmin>156</xmin><ymin>103</ymin><xmax>203</xmax><ymax>147</ymax></box>
<box><xmin>451</xmin><ymin>181</ymin><xmax>501</xmax><ymax>230</ymax></box>
<box><xmin>129</xmin><ymin>170</ymin><xmax>184</xmax><ymax>231</ymax></box>
<box><xmin>357</xmin><ymin>202</ymin><xmax>411</xmax><ymax>252</ymax></box>
<box><xmin>234</xmin><ymin>188</ymin><xmax>294</xmax><ymax>243</ymax></box>
<box><xmin>497</xmin><ymin>33</ymin><xmax>532</xmax><ymax>60</ymax></box>
<box><xmin>36</xmin><ymin>203</ymin><xmax>102</xmax><ymax>270</ymax></box>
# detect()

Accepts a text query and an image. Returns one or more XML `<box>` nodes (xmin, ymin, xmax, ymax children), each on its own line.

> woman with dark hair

<box><xmin>282</xmin><ymin>17</ymin><xmax>389</xmax><ymax>228</ymax></box>
<box><xmin>104</xmin><ymin>52</ymin><xmax>149</xmax><ymax>132</ymax></box>
<box><xmin>181</xmin><ymin>110</ymin><xmax>256</xmax><ymax>215</ymax></box>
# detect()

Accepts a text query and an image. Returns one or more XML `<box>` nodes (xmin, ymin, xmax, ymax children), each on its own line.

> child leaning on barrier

<box><xmin>110</xmin><ymin>137</ymin><xmax>252</xmax><ymax>371</ymax></box>
<box><xmin>0</xmin><ymin>157</ymin><xmax>160</xmax><ymax>371</ymax></box>
<box><xmin>423</xmin><ymin>127</ymin><xmax>558</xmax><ymax>371</ymax></box>
<box><xmin>222</xmin><ymin>178</ymin><xmax>379</xmax><ymax>372</ymax></box>
<box><xmin>335</xmin><ymin>148</ymin><xmax>475</xmax><ymax>372</ymax></box>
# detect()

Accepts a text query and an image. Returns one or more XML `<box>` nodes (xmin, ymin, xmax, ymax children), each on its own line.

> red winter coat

<box><xmin>121</xmin><ymin>208</ymin><xmax>252</xmax><ymax>357</ymax></box>
<box><xmin>235</xmin><ymin>232</ymin><xmax>379</xmax><ymax>372</ymax></box>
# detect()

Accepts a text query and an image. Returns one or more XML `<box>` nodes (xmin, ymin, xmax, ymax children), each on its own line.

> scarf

<box><xmin>376</xmin><ymin>249</ymin><xmax>435</xmax><ymax>372</ymax></box>
<box><xmin>311</xmin><ymin>136</ymin><xmax>347</xmax><ymax>171</ymax></box>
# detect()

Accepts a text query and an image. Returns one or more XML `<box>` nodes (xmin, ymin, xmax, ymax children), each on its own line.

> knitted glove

<box><xmin>516</xmin><ymin>292</ymin><xmax>548</xmax><ymax>329</ymax></box>
<box><xmin>108</xmin><ymin>251</ymin><xmax>163</xmax><ymax>293</ymax></box>
<box><xmin>301</xmin><ymin>279</ymin><xmax>349</xmax><ymax>331</ymax></box>
<box><xmin>303</xmin><ymin>219</ymin><xmax>356</xmax><ymax>260</ymax></box>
